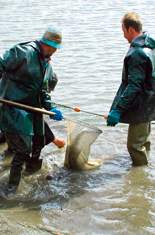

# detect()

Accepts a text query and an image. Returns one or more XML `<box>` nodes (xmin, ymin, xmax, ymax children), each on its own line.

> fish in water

<box><xmin>64</xmin><ymin>128</ymin><xmax>103</xmax><ymax>171</ymax></box>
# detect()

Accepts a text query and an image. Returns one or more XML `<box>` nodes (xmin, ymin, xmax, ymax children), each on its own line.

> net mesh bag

<box><xmin>64</xmin><ymin>118</ymin><xmax>103</xmax><ymax>171</ymax></box>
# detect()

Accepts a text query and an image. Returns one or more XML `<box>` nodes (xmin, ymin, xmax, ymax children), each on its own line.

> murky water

<box><xmin>1</xmin><ymin>0</ymin><xmax>155</xmax><ymax>234</ymax></box>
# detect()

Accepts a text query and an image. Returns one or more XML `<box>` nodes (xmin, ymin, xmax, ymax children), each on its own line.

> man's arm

<box><xmin>107</xmin><ymin>52</ymin><xmax>148</xmax><ymax>126</ymax></box>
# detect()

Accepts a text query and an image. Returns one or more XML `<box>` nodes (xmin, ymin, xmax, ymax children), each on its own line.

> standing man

<box><xmin>0</xmin><ymin>27</ymin><xmax>63</xmax><ymax>194</ymax></box>
<box><xmin>107</xmin><ymin>12</ymin><xmax>155</xmax><ymax>166</ymax></box>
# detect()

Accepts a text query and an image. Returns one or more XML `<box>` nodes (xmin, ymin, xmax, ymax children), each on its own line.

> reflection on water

<box><xmin>1</xmin><ymin>0</ymin><xmax>155</xmax><ymax>234</ymax></box>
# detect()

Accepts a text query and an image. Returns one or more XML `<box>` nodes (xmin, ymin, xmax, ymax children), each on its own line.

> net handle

<box><xmin>0</xmin><ymin>98</ymin><xmax>102</xmax><ymax>133</ymax></box>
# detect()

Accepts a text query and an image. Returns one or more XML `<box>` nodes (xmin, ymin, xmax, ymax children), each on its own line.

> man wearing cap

<box><xmin>0</xmin><ymin>27</ymin><xmax>63</xmax><ymax>195</ymax></box>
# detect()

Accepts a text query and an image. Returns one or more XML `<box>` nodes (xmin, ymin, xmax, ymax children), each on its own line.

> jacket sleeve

<box><xmin>116</xmin><ymin>49</ymin><xmax>148</xmax><ymax>112</ymax></box>
<box><xmin>0</xmin><ymin>46</ymin><xmax>24</xmax><ymax>78</ymax></box>
<box><xmin>40</xmin><ymin>90</ymin><xmax>56</xmax><ymax>111</ymax></box>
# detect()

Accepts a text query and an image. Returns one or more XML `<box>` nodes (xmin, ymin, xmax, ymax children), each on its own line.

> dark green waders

<box><xmin>25</xmin><ymin>121</ymin><xmax>54</xmax><ymax>174</ymax></box>
<box><xmin>5</xmin><ymin>132</ymin><xmax>32</xmax><ymax>194</ymax></box>
<box><xmin>25</xmin><ymin>134</ymin><xmax>45</xmax><ymax>174</ymax></box>
<box><xmin>127</xmin><ymin>122</ymin><xmax>151</xmax><ymax>166</ymax></box>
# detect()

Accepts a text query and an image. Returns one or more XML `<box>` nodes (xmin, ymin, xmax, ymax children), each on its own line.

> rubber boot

<box><xmin>0</xmin><ymin>167</ymin><xmax>21</xmax><ymax>199</ymax></box>
<box><xmin>25</xmin><ymin>159</ymin><xmax>43</xmax><ymax>175</ymax></box>
<box><xmin>8</xmin><ymin>167</ymin><xmax>22</xmax><ymax>194</ymax></box>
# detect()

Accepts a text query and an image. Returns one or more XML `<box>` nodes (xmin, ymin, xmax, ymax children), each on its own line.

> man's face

<box><xmin>122</xmin><ymin>22</ymin><xmax>132</xmax><ymax>43</ymax></box>
<box><xmin>47</xmin><ymin>46</ymin><xmax>57</xmax><ymax>57</ymax></box>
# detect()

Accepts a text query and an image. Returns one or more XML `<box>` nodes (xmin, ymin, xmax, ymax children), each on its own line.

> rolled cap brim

<box><xmin>41</xmin><ymin>28</ymin><xmax>62</xmax><ymax>49</ymax></box>
<box><xmin>41</xmin><ymin>36</ymin><xmax>62</xmax><ymax>49</ymax></box>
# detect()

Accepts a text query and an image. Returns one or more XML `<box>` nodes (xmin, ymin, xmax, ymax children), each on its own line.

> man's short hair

<box><xmin>122</xmin><ymin>12</ymin><xmax>143</xmax><ymax>32</ymax></box>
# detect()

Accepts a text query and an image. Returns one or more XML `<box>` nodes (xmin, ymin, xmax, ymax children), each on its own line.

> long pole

<box><xmin>0</xmin><ymin>98</ymin><xmax>56</xmax><ymax>116</ymax></box>
<box><xmin>0</xmin><ymin>98</ymin><xmax>103</xmax><ymax>131</ymax></box>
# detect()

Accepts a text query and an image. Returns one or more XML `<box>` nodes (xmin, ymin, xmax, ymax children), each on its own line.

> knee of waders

<box><xmin>143</xmin><ymin>142</ymin><xmax>151</xmax><ymax>151</ymax></box>
<box><xmin>11</xmin><ymin>153</ymin><xmax>30</xmax><ymax>171</ymax></box>
<box><xmin>127</xmin><ymin>144</ymin><xmax>149</xmax><ymax>166</ymax></box>
<box><xmin>130</xmin><ymin>151</ymin><xmax>148</xmax><ymax>166</ymax></box>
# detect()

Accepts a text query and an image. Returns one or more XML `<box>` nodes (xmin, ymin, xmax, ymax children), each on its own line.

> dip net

<box><xmin>64</xmin><ymin>117</ymin><xmax>103</xmax><ymax>171</ymax></box>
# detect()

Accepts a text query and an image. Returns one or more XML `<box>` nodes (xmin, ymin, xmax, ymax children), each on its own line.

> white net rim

<box><xmin>64</xmin><ymin>115</ymin><xmax>103</xmax><ymax>133</ymax></box>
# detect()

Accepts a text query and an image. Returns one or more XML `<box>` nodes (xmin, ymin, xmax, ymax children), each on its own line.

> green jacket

<box><xmin>0</xmin><ymin>41</ymin><xmax>54</xmax><ymax>135</ymax></box>
<box><xmin>110</xmin><ymin>33</ymin><xmax>155</xmax><ymax>124</ymax></box>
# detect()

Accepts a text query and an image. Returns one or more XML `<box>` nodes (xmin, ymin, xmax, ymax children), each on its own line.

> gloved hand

<box><xmin>50</xmin><ymin>108</ymin><xmax>63</xmax><ymax>121</ymax></box>
<box><xmin>107</xmin><ymin>108</ymin><xmax>122</xmax><ymax>126</ymax></box>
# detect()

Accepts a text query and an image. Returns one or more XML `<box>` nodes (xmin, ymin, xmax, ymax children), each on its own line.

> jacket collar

<box><xmin>35</xmin><ymin>40</ymin><xmax>51</xmax><ymax>62</ymax></box>
<box><xmin>131</xmin><ymin>32</ymin><xmax>155</xmax><ymax>49</ymax></box>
